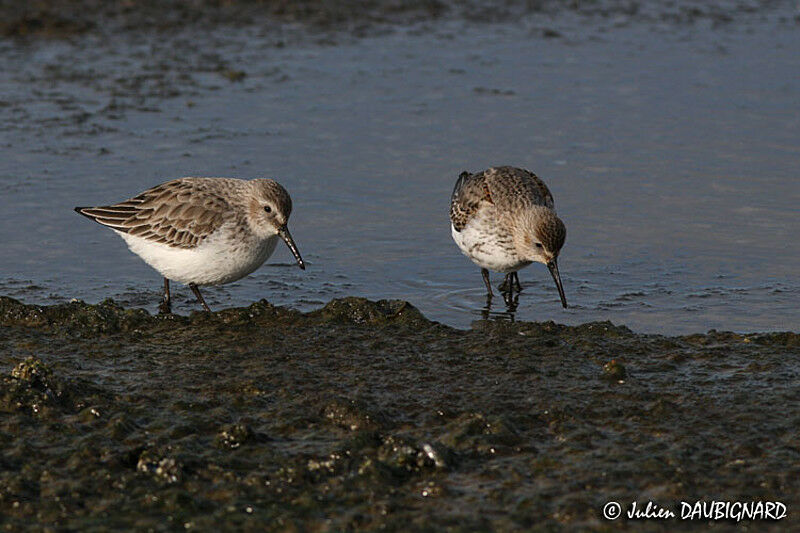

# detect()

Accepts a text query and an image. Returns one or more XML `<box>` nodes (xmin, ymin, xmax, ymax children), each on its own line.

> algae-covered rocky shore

<box><xmin>1</xmin><ymin>295</ymin><xmax>798</xmax><ymax>530</ymax></box>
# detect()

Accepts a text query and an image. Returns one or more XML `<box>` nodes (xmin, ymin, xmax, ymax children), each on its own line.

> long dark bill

<box><xmin>547</xmin><ymin>259</ymin><xmax>568</xmax><ymax>308</ymax></box>
<box><xmin>278</xmin><ymin>226</ymin><xmax>305</xmax><ymax>270</ymax></box>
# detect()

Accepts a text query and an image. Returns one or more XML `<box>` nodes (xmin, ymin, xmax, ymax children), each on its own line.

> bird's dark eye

<box><xmin>535</xmin><ymin>243</ymin><xmax>543</xmax><ymax>249</ymax></box>
<box><xmin>264</xmin><ymin>206</ymin><xmax>272</xmax><ymax>213</ymax></box>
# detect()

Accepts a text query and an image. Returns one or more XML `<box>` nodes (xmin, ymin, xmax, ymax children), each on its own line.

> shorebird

<box><xmin>449</xmin><ymin>166</ymin><xmax>567</xmax><ymax>307</ymax></box>
<box><xmin>76</xmin><ymin>177</ymin><xmax>305</xmax><ymax>313</ymax></box>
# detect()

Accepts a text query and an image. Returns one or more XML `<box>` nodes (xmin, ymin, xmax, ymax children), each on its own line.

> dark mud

<box><xmin>1</xmin><ymin>0</ymin><xmax>795</xmax><ymax>38</ymax></box>
<box><xmin>1</xmin><ymin>295</ymin><xmax>799</xmax><ymax>530</ymax></box>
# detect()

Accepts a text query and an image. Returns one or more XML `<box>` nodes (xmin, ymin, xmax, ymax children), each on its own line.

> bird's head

<box><xmin>248</xmin><ymin>179</ymin><xmax>305</xmax><ymax>270</ymax></box>
<box><xmin>511</xmin><ymin>207</ymin><xmax>567</xmax><ymax>307</ymax></box>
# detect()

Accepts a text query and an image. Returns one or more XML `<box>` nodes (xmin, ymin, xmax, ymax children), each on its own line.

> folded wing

<box><xmin>75</xmin><ymin>179</ymin><xmax>229</xmax><ymax>249</ymax></box>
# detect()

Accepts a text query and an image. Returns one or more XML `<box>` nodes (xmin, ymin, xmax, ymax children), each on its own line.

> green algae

<box><xmin>1</xmin><ymin>295</ymin><xmax>799</xmax><ymax>530</ymax></box>
<box><xmin>310</xmin><ymin>297</ymin><xmax>432</xmax><ymax>327</ymax></box>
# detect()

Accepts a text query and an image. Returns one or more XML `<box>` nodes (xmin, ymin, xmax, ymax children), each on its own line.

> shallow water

<box><xmin>1</xmin><ymin>11</ymin><xmax>798</xmax><ymax>334</ymax></box>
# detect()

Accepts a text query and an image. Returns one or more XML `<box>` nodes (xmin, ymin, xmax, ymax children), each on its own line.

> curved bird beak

<box><xmin>278</xmin><ymin>226</ymin><xmax>305</xmax><ymax>270</ymax></box>
<box><xmin>547</xmin><ymin>259</ymin><xmax>567</xmax><ymax>308</ymax></box>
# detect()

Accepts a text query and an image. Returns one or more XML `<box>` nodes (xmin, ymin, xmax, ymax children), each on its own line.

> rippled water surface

<box><xmin>1</xmin><ymin>13</ymin><xmax>798</xmax><ymax>333</ymax></box>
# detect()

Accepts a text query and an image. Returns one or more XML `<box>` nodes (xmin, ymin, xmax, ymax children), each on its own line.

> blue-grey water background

<box><xmin>1</xmin><ymin>7</ymin><xmax>798</xmax><ymax>334</ymax></box>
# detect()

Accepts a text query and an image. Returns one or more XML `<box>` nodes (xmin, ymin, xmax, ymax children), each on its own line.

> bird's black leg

<box><xmin>481</xmin><ymin>268</ymin><xmax>493</xmax><ymax>297</ymax></box>
<box><xmin>512</xmin><ymin>272</ymin><xmax>522</xmax><ymax>292</ymax></box>
<box><xmin>189</xmin><ymin>283</ymin><xmax>212</xmax><ymax>312</ymax></box>
<box><xmin>499</xmin><ymin>273</ymin><xmax>515</xmax><ymax>294</ymax></box>
<box><xmin>158</xmin><ymin>278</ymin><xmax>171</xmax><ymax>314</ymax></box>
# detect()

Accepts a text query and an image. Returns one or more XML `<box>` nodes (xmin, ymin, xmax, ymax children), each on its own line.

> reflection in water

<box><xmin>478</xmin><ymin>290</ymin><xmax>519</xmax><ymax>321</ymax></box>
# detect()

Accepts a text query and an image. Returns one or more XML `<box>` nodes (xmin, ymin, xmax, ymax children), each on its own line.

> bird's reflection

<box><xmin>479</xmin><ymin>288</ymin><xmax>519</xmax><ymax>321</ymax></box>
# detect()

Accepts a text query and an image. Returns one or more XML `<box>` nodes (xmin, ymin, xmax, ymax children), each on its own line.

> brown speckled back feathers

<box><xmin>75</xmin><ymin>178</ymin><xmax>244</xmax><ymax>249</ymax></box>
<box><xmin>450</xmin><ymin>166</ymin><xmax>556</xmax><ymax>232</ymax></box>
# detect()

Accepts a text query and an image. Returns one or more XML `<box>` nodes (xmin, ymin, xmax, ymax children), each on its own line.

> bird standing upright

<box><xmin>449</xmin><ymin>166</ymin><xmax>567</xmax><ymax>307</ymax></box>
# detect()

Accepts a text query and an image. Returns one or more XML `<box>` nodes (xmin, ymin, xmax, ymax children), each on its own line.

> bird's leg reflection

<box><xmin>480</xmin><ymin>288</ymin><xmax>518</xmax><ymax>321</ymax></box>
<box><xmin>503</xmin><ymin>289</ymin><xmax>519</xmax><ymax>314</ymax></box>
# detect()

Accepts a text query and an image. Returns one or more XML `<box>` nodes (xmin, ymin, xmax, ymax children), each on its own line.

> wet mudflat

<box><xmin>2</xmin><ymin>296</ymin><xmax>799</xmax><ymax>530</ymax></box>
